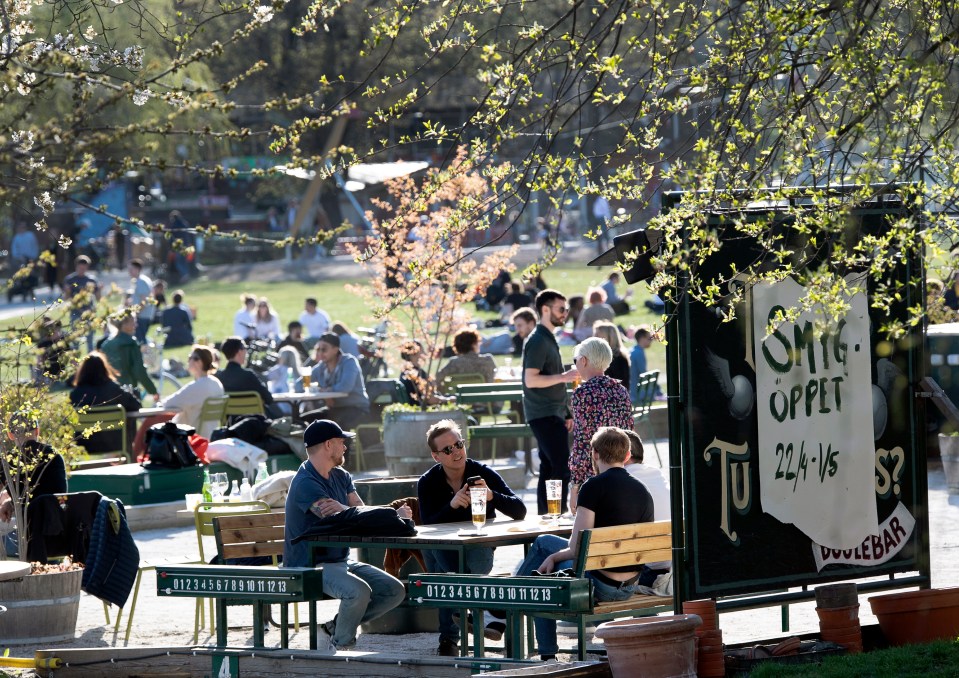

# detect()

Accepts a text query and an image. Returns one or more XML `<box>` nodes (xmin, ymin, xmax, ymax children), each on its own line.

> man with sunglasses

<box><xmin>417</xmin><ymin>419</ymin><xmax>527</xmax><ymax>656</ymax></box>
<box><xmin>523</xmin><ymin>289</ymin><xmax>579</xmax><ymax>515</ymax></box>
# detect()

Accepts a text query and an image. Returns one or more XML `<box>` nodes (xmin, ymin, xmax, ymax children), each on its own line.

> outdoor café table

<box><xmin>306</xmin><ymin>516</ymin><xmax>573</xmax><ymax>657</ymax></box>
<box><xmin>272</xmin><ymin>390</ymin><xmax>347</xmax><ymax>423</ymax></box>
<box><xmin>127</xmin><ymin>405</ymin><xmax>181</xmax><ymax>419</ymax></box>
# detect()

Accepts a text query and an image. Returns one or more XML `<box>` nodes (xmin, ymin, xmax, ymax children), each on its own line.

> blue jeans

<box><xmin>424</xmin><ymin>547</ymin><xmax>494</xmax><ymax>642</ymax></box>
<box><xmin>320</xmin><ymin>559</ymin><xmax>406</xmax><ymax>649</ymax></box>
<box><xmin>516</xmin><ymin>534</ymin><xmax>639</xmax><ymax>657</ymax></box>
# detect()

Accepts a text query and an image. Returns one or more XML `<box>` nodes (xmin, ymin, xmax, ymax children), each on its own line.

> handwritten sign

<box><xmin>752</xmin><ymin>277</ymin><xmax>877</xmax><ymax>549</ymax></box>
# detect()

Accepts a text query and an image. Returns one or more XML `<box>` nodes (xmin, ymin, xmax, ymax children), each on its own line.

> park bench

<box><xmin>407</xmin><ymin>520</ymin><xmax>673</xmax><ymax>660</ymax></box>
<box><xmin>156</xmin><ymin>511</ymin><xmax>326</xmax><ymax>649</ymax></box>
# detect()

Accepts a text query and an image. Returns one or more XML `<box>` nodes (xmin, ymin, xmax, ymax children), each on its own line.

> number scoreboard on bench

<box><xmin>408</xmin><ymin>574</ymin><xmax>591</xmax><ymax>612</ymax></box>
<box><xmin>156</xmin><ymin>565</ymin><xmax>323</xmax><ymax>602</ymax></box>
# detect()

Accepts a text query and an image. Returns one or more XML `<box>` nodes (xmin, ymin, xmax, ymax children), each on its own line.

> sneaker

<box><xmin>315</xmin><ymin>622</ymin><xmax>335</xmax><ymax>655</ymax></box>
<box><xmin>437</xmin><ymin>637</ymin><xmax>459</xmax><ymax>657</ymax></box>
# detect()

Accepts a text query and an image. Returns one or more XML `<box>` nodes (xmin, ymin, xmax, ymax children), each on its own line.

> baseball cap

<box><xmin>303</xmin><ymin>419</ymin><xmax>355</xmax><ymax>448</ymax></box>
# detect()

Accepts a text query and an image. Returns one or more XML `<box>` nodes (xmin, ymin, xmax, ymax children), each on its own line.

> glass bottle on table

<box><xmin>201</xmin><ymin>469</ymin><xmax>213</xmax><ymax>503</ymax></box>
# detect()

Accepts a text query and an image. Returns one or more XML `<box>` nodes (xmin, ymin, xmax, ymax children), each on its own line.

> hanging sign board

<box><xmin>668</xmin><ymin>194</ymin><xmax>928</xmax><ymax>598</ymax></box>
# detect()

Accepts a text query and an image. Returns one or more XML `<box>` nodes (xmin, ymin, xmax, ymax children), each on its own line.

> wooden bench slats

<box><xmin>584</xmin><ymin>533</ymin><xmax>672</xmax><ymax>555</ymax></box>
<box><xmin>583</xmin><ymin>547</ymin><xmax>673</xmax><ymax>572</ymax></box>
<box><xmin>218</xmin><ymin>525</ymin><xmax>285</xmax><ymax>544</ymax></box>
<box><xmin>214</xmin><ymin>513</ymin><xmax>287</xmax><ymax>563</ymax></box>
<box><xmin>220</xmin><ymin>543</ymin><xmax>283</xmax><ymax>560</ymax></box>
<box><xmin>584</xmin><ymin>522</ymin><xmax>671</xmax><ymax>542</ymax></box>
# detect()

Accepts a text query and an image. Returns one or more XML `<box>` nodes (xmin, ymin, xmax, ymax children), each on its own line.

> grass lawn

<box><xmin>171</xmin><ymin>261</ymin><xmax>667</xmax><ymax>376</ymax></box>
<box><xmin>747</xmin><ymin>639</ymin><xmax>959</xmax><ymax>677</ymax></box>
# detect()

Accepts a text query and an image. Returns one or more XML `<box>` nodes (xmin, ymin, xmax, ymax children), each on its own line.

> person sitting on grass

<box><xmin>417</xmin><ymin>419</ymin><xmax>527</xmax><ymax>656</ymax></box>
<box><xmin>515</xmin><ymin>426</ymin><xmax>653</xmax><ymax>661</ymax></box>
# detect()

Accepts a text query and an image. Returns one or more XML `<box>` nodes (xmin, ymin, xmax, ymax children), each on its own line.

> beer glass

<box><xmin>470</xmin><ymin>487</ymin><xmax>487</xmax><ymax>534</ymax></box>
<box><xmin>300</xmin><ymin>366</ymin><xmax>312</xmax><ymax>390</ymax></box>
<box><xmin>545</xmin><ymin>479</ymin><xmax>562</xmax><ymax>520</ymax></box>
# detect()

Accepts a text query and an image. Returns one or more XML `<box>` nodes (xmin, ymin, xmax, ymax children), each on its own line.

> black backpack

<box><xmin>144</xmin><ymin>421</ymin><xmax>198</xmax><ymax>468</ymax></box>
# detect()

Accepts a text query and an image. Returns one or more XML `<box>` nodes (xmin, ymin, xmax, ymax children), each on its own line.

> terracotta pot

<box><xmin>816</xmin><ymin>604</ymin><xmax>860</xmax><ymax>627</ymax></box>
<box><xmin>685</xmin><ymin>600</ymin><xmax>718</xmax><ymax>632</ymax></box>
<box><xmin>595</xmin><ymin>614</ymin><xmax>701</xmax><ymax>678</ymax></box>
<box><xmin>820</xmin><ymin>623</ymin><xmax>862</xmax><ymax>637</ymax></box>
<box><xmin>869</xmin><ymin>588</ymin><xmax>959</xmax><ymax>646</ymax></box>
<box><xmin>815</xmin><ymin>583</ymin><xmax>859</xmax><ymax>609</ymax></box>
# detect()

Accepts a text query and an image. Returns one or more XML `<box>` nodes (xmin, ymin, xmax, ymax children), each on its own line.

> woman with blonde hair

<box><xmin>592</xmin><ymin>321</ymin><xmax>630</xmax><ymax>390</ymax></box>
<box><xmin>567</xmin><ymin>337</ymin><xmax>634</xmax><ymax>511</ymax></box>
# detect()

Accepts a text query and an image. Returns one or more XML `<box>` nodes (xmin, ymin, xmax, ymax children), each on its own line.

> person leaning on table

<box><xmin>284</xmin><ymin>419</ymin><xmax>410</xmax><ymax>654</ymax></box>
<box><xmin>417</xmin><ymin>418</ymin><xmax>528</xmax><ymax>656</ymax></box>
<box><xmin>515</xmin><ymin>426</ymin><xmax>653</xmax><ymax>662</ymax></box>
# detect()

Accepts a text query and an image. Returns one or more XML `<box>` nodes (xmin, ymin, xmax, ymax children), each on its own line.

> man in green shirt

<box><xmin>101</xmin><ymin>314</ymin><xmax>158</xmax><ymax>400</ymax></box>
<box><xmin>522</xmin><ymin>289</ymin><xmax>578</xmax><ymax>515</ymax></box>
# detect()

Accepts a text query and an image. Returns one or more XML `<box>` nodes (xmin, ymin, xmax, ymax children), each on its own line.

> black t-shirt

<box><xmin>577</xmin><ymin>467</ymin><xmax>654</xmax><ymax>572</ymax></box>
<box><xmin>605</xmin><ymin>354</ymin><xmax>630</xmax><ymax>392</ymax></box>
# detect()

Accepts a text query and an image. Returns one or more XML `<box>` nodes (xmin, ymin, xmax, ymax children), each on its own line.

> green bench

<box><xmin>408</xmin><ymin>520</ymin><xmax>674</xmax><ymax>660</ymax></box>
<box><xmin>157</xmin><ymin>510</ymin><xmax>327</xmax><ymax>649</ymax></box>
<box><xmin>156</xmin><ymin>564</ymin><xmax>323</xmax><ymax>648</ymax></box>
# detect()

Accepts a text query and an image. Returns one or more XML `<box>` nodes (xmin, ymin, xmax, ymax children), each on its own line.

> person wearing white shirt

<box><xmin>623</xmin><ymin>428</ymin><xmax>671</xmax><ymax>583</ymax></box>
<box><xmin>233</xmin><ymin>294</ymin><xmax>256</xmax><ymax>339</ymax></box>
<box><xmin>160</xmin><ymin>345</ymin><xmax>225</xmax><ymax>438</ymax></box>
<box><xmin>254</xmin><ymin>297</ymin><xmax>282</xmax><ymax>340</ymax></box>
<box><xmin>299</xmin><ymin>297</ymin><xmax>331</xmax><ymax>346</ymax></box>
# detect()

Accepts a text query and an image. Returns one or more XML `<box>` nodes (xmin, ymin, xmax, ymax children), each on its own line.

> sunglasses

<box><xmin>437</xmin><ymin>439</ymin><xmax>466</xmax><ymax>456</ymax></box>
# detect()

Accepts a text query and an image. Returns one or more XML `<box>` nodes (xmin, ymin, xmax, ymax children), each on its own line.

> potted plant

<box><xmin>381</xmin><ymin>402</ymin><xmax>472</xmax><ymax>476</ymax></box>
<box><xmin>346</xmin><ymin>148</ymin><xmax>519</xmax><ymax>472</ymax></box>
<box><xmin>938</xmin><ymin>432</ymin><xmax>959</xmax><ymax>493</ymax></box>
<box><xmin>0</xmin><ymin>327</ymin><xmax>86</xmax><ymax>643</ymax></box>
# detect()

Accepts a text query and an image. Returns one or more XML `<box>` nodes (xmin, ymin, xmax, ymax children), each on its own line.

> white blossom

<box><xmin>123</xmin><ymin>46</ymin><xmax>144</xmax><ymax>70</ymax></box>
<box><xmin>34</xmin><ymin>192</ymin><xmax>54</xmax><ymax>215</ymax></box>
<box><xmin>12</xmin><ymin>130</ymin><xmax>35</xmax><ymax>152</ymax></box>
<box><xmin>252</xmin><ymin>5</ymin><xmax>274</xmax><ymax>23</ymax></box>
<box><xmin>132</xmin><ymin>88</ymin><xmax>151</xmax><ymax>106</ymax></box>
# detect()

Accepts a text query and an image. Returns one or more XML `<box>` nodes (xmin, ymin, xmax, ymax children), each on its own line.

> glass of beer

<box><xmin>545</xmin><ymin>479</ymin><xmax>562</xmax><ymax>520</ymax></box>
<box><xmin>300</xmin><ymin>366</ymin><xmax>312</xmax><ymax>390</ymax></box>
<box><xmin>469</xmin><ymin>487</ymin><xmax>487</xmax><ymax>534</ymax></box>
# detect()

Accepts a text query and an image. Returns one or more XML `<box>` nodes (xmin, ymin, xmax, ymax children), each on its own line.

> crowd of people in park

<box><xmin>4</xmin><ymin>241</ymin><xmax>675</xmax><ymax>660</ymax></box>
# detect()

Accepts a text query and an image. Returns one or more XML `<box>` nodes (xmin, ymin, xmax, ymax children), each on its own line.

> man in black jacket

<box><xmin>215</xmin><ymin>336</ymin><xmax>281</xmax><ymax>418</ymax></box>
<box><xmin>417</xmin><ymin>418</ymin><xmax>527</xmax><ymax>655</ymax></box>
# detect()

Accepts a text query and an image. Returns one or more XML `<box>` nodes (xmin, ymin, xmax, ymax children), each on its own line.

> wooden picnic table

<box><xmin>306</xmin><ymin>516</ymin><xmax>573</xmax><ymax>656</ymax></box>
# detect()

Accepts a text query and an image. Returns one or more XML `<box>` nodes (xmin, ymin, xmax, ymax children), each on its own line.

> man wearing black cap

<box><xmin>284</xmin><ymin>419</ymin><xmax>410</xmax><ymax>653</ymax></box>
<box><xmin>304</xmin><ymin>333</ymin><xmax>370</xmax><ymax>429</ymax></box>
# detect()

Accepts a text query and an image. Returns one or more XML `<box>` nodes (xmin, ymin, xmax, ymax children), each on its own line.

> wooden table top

<box><xmin>305</xmin><ymin>517</ymin><xmax>573</xmax><ymax>549</ymax></box>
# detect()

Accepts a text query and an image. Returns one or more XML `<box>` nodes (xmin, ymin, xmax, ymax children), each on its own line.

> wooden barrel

<box><xmin>0</xmin><ymin>568</ymin><xmax>82</xmax><ymax>643</ymax></box>
<box><xmin>383</xmin><ymin>409</ymin><xmax>469</xmax><ymax>476</ymax></box>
